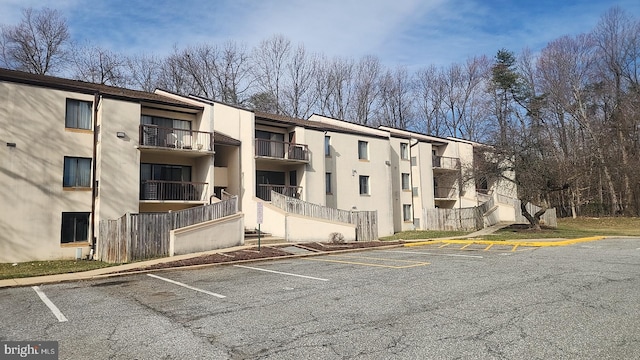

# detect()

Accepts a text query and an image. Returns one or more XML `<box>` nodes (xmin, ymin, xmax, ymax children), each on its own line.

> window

<box><xmin>403</xmin><ymin>204</ymin><xmax>412</xmax><ymax>221</ymax></box>
<box><xmin>358</xmin><ymin>141</ymin><xmax>368</xmax><ymax>160</ymax></box>
<box><xmin>65</xmin><ymin>99</ymin><xmax>92</xmax><ymax>129</ymax></box>
<box><xmin>402</xmin><ymin>173</ymin><xmax>410</xmax><ymax>190</ymax></box>
<box><xmin>411</xmin><ymin>156</ymin><xmax>417</xmax><ymax>166</ymax></box>
<box><xmin>325</xmin><ymin>136</ymin><xmax>331</xmax><ymax>156</ymax></box>
<box><xmin>326</xmin><ymin>172</ymin><xmax>332</xmax><ymax>194</ymax></box>
<box><xmin>400</xmin><ymin>143</ymin><xmax>409</xmax><ymax>160</ymax></box>
<box><xmin>63</xmin><ymin>157</ymin><xmax>92</xmax><ymax>187</ymax></box>
<box><xmin>61</xmin><ymin>212</ymin><xmax>90</xmax><ymax>243</ymax></box>
<box><xmin>359</xmin><ymin>175</ymin><xmax>369</xmax><ymax>195</ymax></box>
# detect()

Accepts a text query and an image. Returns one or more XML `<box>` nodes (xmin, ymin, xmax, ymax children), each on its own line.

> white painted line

<box><xmin>234</xmin><ymin>265</ymin><xmax>329</xmax><ymax>281</ymax></box>
<box><xmin>147</xmin><ymin>274</ymin><xmax>226</xmax><ymax>298</ymax></box>
<box><xmin>32</xmin><ymin>286</ymin><xmax>68</xmax><ymax>322</ymax></box>
<box><xmin>381</xmin><ymin>250</ymin><xmax>484</xmax><ymax>259</ymax></box>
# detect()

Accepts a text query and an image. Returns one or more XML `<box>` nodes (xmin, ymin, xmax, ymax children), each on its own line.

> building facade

<box><xmin>1</xmin><ymin>68</ymin><xmax>499</xmax><ymax>262</ymax></box>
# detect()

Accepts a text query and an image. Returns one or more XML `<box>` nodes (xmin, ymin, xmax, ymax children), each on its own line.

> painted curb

<box><xmin>404</xmin><ymin>236</ymin><xmax>608</xmax><ymax>248</ymax></box>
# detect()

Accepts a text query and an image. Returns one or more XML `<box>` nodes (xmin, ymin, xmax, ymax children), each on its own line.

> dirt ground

<box><xmin>139</xmin><ymin>241</ymin><xmax>404</xmax><ymax>271</ymax></box>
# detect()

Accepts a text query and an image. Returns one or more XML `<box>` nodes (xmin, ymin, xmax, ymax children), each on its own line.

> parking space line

<box><xmin>147</xmin><ymin>274</ymin><xmax>226</xmax><ymax>298</ymax></box>
<box><xmin>234</xmin><ymin>265</ymin><xmax>329</xmax><ymax>281</ymax></box>
<box><xmin>381</xmin><ymin>250</ymin><xmax>483</xmax><ymax>259</ymax></box>
<box><xmin>484</xmin><ymin>244</ymin><xmax>493</xmax><ymax>251</ymax></box>
<box><xmin>512</xmin><ymin>245</ymin><xmax>519</xmax><ymax>252</ymax></box>
<box><xmin>305</xmin><ymin>257</ymin><xmax>429</xmax><ymax>269</ymax></box>
<box><xmin>460</xmin><ymin>243</ymin><xmax>472</xmax><ymax>250</ymax></box>
<box><xmin>32</xmin><ymin>286</ymin><xmax>68</xmax><ymax>322</ymax></box>
<box><xmin>438</xmin><ymin>243</ymin><xmax>450</xmax><ymax>248</ymax></box>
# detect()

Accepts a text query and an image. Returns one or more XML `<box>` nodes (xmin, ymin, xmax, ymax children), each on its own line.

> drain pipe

<box><xmin>90</xmin><ymin>92</ymin><xmax>102</xmax><ymax>258</ymax></box>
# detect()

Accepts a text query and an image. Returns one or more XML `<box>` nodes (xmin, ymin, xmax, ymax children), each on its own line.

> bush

<box><xmin>329</xmin><ymin>232</ymin><xmax>345</xmax><ymax>244</ymax></box>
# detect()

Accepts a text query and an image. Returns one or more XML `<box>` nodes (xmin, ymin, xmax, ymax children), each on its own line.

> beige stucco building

<box><xmin>1</xmin><ymin>68</ymin><xmax>501</xmax><ymax>263</ymax></box>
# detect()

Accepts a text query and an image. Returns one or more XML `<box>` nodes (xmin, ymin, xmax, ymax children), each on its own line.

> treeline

<box><xmin>1</xmin><ymin>7</ymin><xmax>639</xmax><ymax>217</ymax></box>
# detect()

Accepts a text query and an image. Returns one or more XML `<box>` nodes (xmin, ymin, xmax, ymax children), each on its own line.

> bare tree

<box><xmin>251</xmin><ymin>35</ymin><xmax>291</xmax><ymax>114</ymax></box>
<box><xmin>376</xmin><ymin>66</ymin><xmax>414</xmax><ymax>129</ymax></box>
<box><xmin>414</xmin><ymin>65</ymin><xmax>447</xmax><ymax>136</ymax></box>
<box><xmin>0</xmin><ymin>7</ymin><xmax>69</xmax><ymax>75</ymax></box>
<box><xmin>351</xmin><ymin>55</ymin><xmax>381</xmax><ymax>125</ymax></box>
<box><xmin>211</xmin><ymin>41</ymin><xmax>252</xmax><ymax>104</ymax></box>
<box><xmin>316</xmin><ymin>56</ymin><xmax>355</xmax><ymax>120</ymax></box>
<box><xmin>592</xmin><ymin>6</ymin><xmax>640</xmax><ymax>214</ymax></box>
<box><xmin>70</xmin><ymin>42</ymin><xmax>128</xmax><ymax>86</ymax></box>
<box><xmin>127</xmin><ymin>53</ymin><xmax>163</xmax><ymax>92</ymax></box>
<box><xmin>281</xmin><ymin>44</ymin><xmax>318</xmax><ymax>118</ymax></box>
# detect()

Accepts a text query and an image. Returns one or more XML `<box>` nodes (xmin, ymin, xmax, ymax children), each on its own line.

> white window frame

<box><xmin>359</xmin><ymin>175</ymin><xmax>370</xmax><ymax>195</ymax></box>
<box><xmin>401</xmin><ymin>173</ymin><xmax>410</xmax><ymax>190</ymax></box>
<box><xmin>61</xmin><ymin>212</ymin><xmax>90</xmax><ymax>244</ymax></box>
<box><xmin>65</xmin><ymin>98</ymin><xmax>92</xmax><ymax>130</ymax></box>
<box><xmin>63</xmin><ymin>157</ymin><xmax>92</xmax><ymax>188</ymax></box>
<box><xmin>403</xmin><ymin>204</ymin><xmax>412</xmax><ymax>222</ymax></box>
<box><xmin>400</xmin><ymin>143</ymin><xmax>409</xmax><ymax>160</ymax></box>
<box><xmin>358</xmin><ymin>141</ymin><xmax>368</xmax><ymax>160</ymax></box>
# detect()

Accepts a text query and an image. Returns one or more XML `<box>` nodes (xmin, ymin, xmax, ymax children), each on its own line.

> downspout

<box><xmin>409</xmin><ymin>138</ymin><xmax>419</xmax><ymax>229</ymax></box>
<box><xmin>90</xmin><ymin>92</ymin><xmax>101</xmax><ymax>257</ymax></box>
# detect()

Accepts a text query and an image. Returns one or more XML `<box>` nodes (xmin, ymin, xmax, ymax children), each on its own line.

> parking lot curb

<box><xmin>0</xmin><ymin>243</ymin><xmax>405</xmax><ymax>289</ymax></box>
<box><xmin>404</xmin><ymin>236</ymin><xmax>608</xmax><ymax>248</ymax></box>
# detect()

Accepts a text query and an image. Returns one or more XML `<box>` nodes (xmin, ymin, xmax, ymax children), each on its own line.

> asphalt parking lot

<box><xmin>1</xmin><ymin>237</ymin><xmax>639</xmax><ymax>359</ymax></box>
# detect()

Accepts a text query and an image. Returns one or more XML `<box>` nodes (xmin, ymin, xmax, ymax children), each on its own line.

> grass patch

<box><xmin>381</xmin><ymin>230</ymin><xmax>471</xmax><ymax>241</ymax></box>
<box><xmin>0</xmin><ymin>260</ymin><xmax>118</xmax><ymax>280</ymax></box>
<box><xmin>557</xmin><ymin>217</ymin><xmax>640</xmax><ymax>236</ymax></box>
<box><xmin>383</xmin><ymin>217</ymin><xmax>640</xmax><ymax>242</ymax></box>
<box><xmin>477</xmin><ymin>217</ymin><xmax>640</xmax><ymax>241</ymax></box>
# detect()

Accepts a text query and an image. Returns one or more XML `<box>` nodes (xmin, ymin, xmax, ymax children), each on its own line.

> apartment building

<box><xmin>0</xmin><ymin>69</ymin><xmax>222</xmax><ymax>262</ymax></box>
<box><xmin>1</xmin><ymin>68</ymin><xmax>494</xmax><ymax>262</ymax></box>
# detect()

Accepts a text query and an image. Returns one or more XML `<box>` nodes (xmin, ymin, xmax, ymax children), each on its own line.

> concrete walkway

<box><xmin>0</xmin><ymin>243</ymin><xmax>264</xmax><ymax>289</ymax></box>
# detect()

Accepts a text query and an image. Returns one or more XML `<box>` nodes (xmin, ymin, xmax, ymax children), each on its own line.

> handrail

<box><xmin>139</xmin><ymin>124</ymin><xmax>213</xmax><ymax>151</ymax></box>
<box><xmin>255</xmin><ymin>138</ymin><xmax>309</xmax><ymax>161</ymax></box>
<box><xmin>140</xmin><ymin>180</ymin><xmax>208</xmax><ymax>201</ymax></box>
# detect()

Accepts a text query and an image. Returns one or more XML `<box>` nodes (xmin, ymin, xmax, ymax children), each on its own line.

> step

<box><xmin>244</xmin><ymin>237</ymin><xmax>286</xmax><ymax>245</ymax></box>
<box><xmin>245</xmin><ymin>229</ymin><xmax>272</xmax><ymax>238</ymax></box>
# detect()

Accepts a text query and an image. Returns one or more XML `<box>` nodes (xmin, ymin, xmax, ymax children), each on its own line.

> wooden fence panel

<box><xmin>271</xmin><ymin>191</ymin><xmax>378</xmax><ymax>241</ymax></box>
<box><xmin>97</xmin><ymin>197</ymin><xmax>238</xmax><ymax>263</ymax></box>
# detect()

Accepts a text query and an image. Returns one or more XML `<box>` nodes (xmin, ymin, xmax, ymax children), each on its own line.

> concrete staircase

<box><xmin>244</xmin><ymin>228</ymin><xmax>285</xmax><ymax>245</ymax></box>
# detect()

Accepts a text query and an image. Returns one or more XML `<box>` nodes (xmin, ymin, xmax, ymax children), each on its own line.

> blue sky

<box><xmin>1</xmin><ymin>0</ymin><xmax>639</xmax><ymax>69</ymax></box>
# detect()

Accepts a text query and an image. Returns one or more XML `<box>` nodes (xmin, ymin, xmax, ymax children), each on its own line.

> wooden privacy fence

<box><xmin>423</xmin><ymin>207</ymin><xmax>484</xmax><ymax>231</ymax></box>
<box><xmin>270</xmin><ymin>191</ymin><xmax>378</xmax><ymax>241</ymax></box>
<box><xmin>423</xmin><ymin>195</ymin><xmax>557</xmax><ymax>231</ymax></box>
<box><xmin>514</xmin><ymin>201</ymin><xmax>558</xmax><ymax>227</ymax></box>
<box><xmin>97</xmin><ymin>196</ymin><xmax>238</xmax><ymax>263</ymax></box>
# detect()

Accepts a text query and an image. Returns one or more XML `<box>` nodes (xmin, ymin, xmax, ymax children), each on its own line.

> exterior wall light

<box><xmin>116</xmin><ymin>132</ymin><xmax>126</xmax><ymax>138</ymax></box>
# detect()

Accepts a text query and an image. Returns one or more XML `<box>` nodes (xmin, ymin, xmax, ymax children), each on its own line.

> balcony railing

<box><xmin>255</xmin><ymin>139</ymin><xmax>309</xmax><ymax>162</ymax></box>
<box><xmin>432</xmin><ymin>156</ymin><xmax>460</xmax><ymax>170</ymax></box>
<box><xmin>257</xmin><ymin>184</ymin><xmax>302</xmax><ymax>201</ymax></box>
<box><xmin>140</xmin><ymin>124</ymin><xmax>213</xmax><ymax>151</ymax></box>
<box><xmin>140</xmin><ymin>180</ymin><xmax>207</xmax><ymax>201</ymax></box>
<box><xmin>434</xmin><ymin>186</ymin><xmax>457</xmax><ymax>199</ymax></box>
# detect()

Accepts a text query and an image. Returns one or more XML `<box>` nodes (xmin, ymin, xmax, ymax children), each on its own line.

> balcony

<box><xmin>257</xmin><ymin>184</ymin><xmax>302</xmax><ymax>201</ymax></box>
<box><xmin>432</xmin><ymin>156</ymin><xmax>460</xmax><ymax>171</ymax></box>
<box><xmin>434</xmin><ymin>186</ymin><xmax>457</xmax><ymax>200</ymax></box>
<box><xmin>139</xmin><ymin>124</ymin><xmax>213</xmax><ymax>154</ymax></box>
<box><xmin>140</xmin><ymin>180</ymin><xmax>207</xmax><ymax>201</ymax></box>
<box><xmin>255</xmin><ymin>139</ymin><xmax>309</xmax><ymax>163</ymax></box>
